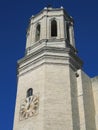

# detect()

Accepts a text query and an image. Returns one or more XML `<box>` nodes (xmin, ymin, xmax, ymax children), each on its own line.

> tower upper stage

<box><xmin>26</xmin><ymin>7</ymin><xmax>75</xmax><ymax>54</ymax></box>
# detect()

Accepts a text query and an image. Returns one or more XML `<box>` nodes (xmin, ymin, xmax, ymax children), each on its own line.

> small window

<box><xmin>51</xmin><ymin>20</ymin><xmax>57</xmax><ymax>37</ymax></box>
<box><xmin>27</xmin><ymin>88</ymin><xmax>33</xmax><ymax>97</ymax></box>
<box><xmin>35</xmin><ymin>24</ymin><xmax>40</xmax><ymax>42</ymax></box>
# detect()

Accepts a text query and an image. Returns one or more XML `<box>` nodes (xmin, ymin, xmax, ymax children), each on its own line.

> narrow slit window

<box><xmin>27</xmin><ymin>88</ymin><xmax>33</xmax><ymax>97</ymax></box>
<box><xmin>51</xmin><ymin>20</ymin><xmax>57</xmax><ymax>37</ymax></box>
<box><xmin>66</xmin><ymin>24</ymin><xmax>70</xmax><ymax>41</ymax></box>
<box><xmin>36</xmin><ymin>24</ymin><xmax>40</xmax><ymax>41</ymax></box>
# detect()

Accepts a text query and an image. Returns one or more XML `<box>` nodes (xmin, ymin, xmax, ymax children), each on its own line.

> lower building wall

<box><xmin>70</xmin><ymin>67</ymin><xmax>80</xmax><ymax>130</ymax></box>
<box><xmin>77</xmin><ymin>69</ymin><xmax>96</xmax><ymax>130</ymax></box>
<box><xmin>92</xmin><ymin>76</ymin><xmax>98</xmax><ymax>130</ymax></box>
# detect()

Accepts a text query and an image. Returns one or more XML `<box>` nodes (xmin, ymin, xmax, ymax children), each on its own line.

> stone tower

<box><xmin>13</xmin><ymin>7</ymin><xmax>97</xmax><ymax>130</ymax></box>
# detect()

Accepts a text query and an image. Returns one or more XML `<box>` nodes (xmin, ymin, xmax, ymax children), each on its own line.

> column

<box><xmin>69</xmin><ymin>22</ymin><xmax>75</xmax><ymax>48</ymax></box>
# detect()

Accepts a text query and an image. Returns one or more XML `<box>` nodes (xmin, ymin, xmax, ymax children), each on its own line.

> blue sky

<box><xmin>0</xmin><ymin>0</ymin><xmax>98</xmax><ymax>130</ymax></box>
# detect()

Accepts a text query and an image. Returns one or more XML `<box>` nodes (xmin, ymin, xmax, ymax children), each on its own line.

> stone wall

<box><xmin>92</xmin><ymin>76</ymin><xmax>98</xmax><ymax>130</ymax></box>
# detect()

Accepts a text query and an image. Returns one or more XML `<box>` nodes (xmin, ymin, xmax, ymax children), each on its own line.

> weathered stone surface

<box><xmin>13</xmin><ymin>7</ymin><xmax>98</xmax><ymax>130</ymax></box>
<box><xmin>92</xmin><ymin>76</ymin><xmax>98</xmax><ymax>130</ymax></box>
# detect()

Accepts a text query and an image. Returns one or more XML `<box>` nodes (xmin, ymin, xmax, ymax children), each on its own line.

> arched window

<box><xmin>27</xmin><ymin>88</ymin><xmax>33</xmax><ymax>97</ymax></box>
<box><xmin>51</xmin><ymin>19</ymin><xmax>57</xmax><ymax>37</ymax></box>
<box><xmin>35</xmin><ymin>24</ymin><xmax>40</xmax><ymax>41</ymax></box>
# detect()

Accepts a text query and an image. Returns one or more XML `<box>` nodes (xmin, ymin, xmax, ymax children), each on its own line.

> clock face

<box><xmin>20</xmin><ymin>95</ymin><xmax>39</xmax><ymax>120</ymax></box>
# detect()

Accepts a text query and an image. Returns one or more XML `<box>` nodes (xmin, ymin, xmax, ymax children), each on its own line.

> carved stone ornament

<box><xmin>20</xmin><ymin>95</ymin><xmax>39</xmax><ymax>120</ymax></box>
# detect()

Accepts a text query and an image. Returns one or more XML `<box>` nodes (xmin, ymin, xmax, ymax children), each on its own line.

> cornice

<box><xmin>17</xmin><ymin>46</ymin><xmax>83</xmax><ymax>76</ymax></box>
<box><xmin>30</xmin><ymin>7</ymin><xmax>72</xmax><ymax>24</ymax></box>
<box><xmin>25</xmin><ymin>38</ymin><xmax>65</xmax><ymax>55</ymax></box>
<box><xmin>31</xmin><ymin>7</ymin><xmax>64</xmax><ymax>19</ymax></box>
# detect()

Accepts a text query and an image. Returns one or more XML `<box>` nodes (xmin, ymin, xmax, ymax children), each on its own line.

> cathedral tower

<box><xmin>13</xmin><ymin>7</ymin><xmax>97</xmax><ymax>130</ymax></box>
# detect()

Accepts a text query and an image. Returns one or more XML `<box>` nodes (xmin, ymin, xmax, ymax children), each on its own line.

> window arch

<box><xmin>35</xmin><ymin>24</ymin><xmax>40</xmax><ymax>42</ymax></box>
<box><xmin>27</xmin><ymin>88</ymin><xmax>33</xmax><ymax>97</ymax></box>
<box><xmin>51</xmin><ymin>19</ymin><xmax>57</xmax><ymax>37</ymax></box>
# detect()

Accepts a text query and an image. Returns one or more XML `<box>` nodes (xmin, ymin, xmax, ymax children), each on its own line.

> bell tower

<box><xmin>13</xmin><ymin>7</ymin><xmax>83</xmax><ymax>130</ymax></box>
